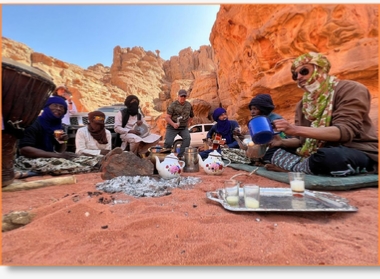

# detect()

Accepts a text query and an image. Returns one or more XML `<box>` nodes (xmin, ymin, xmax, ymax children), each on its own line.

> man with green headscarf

<box><xmin>263</xmin><ymin>52</ymin><xmax>378</xmax><ymax>176</ymax></box>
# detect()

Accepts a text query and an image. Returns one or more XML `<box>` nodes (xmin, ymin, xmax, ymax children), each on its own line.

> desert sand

<box><xmin>1</xmin><ymin>166</ymin><xmax>378</xmax><ymax>267</ymax></box>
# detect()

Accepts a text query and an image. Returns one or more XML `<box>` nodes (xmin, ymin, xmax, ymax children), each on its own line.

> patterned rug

<box><xmin>14</xmin><ymin>155</ymin><xmax>102</xmax><ymax>178</ymax></box>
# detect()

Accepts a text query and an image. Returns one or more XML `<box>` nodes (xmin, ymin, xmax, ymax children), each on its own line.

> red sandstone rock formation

<box><xmin>210</xmin><ymin>4</ymin><xmax>378</xmax><ymax>129</ymax></box>
<box><xmin>2</xmin><ymin>4</ymin><xmax>378</xmax><ymax>135</ymax></box>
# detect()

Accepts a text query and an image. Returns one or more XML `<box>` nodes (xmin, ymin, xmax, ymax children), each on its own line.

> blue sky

<box><xmin>2</xmin><ymin>4</ymin><xmax>220</xmax><ymax>69</ymax></box>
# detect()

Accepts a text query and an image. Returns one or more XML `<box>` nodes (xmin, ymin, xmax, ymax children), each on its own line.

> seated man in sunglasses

<box><xmin>75</xmin><ymin>110</ymin><xmax>112</xmax><ymax>156</ymax></box>
<box><xmin>263</xmin><ymin>52</ymin><xmax>378</xmax><ymax>176</ymax></box>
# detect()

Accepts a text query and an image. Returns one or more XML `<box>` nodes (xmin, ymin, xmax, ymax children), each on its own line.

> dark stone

<box><xmin>100</xmin><ymin>151</ymin><xmax>154</xmax><ymax>180</ymax></box>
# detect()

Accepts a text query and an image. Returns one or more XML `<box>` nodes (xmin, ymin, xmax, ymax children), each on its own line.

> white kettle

<box><xmin>198</xmin><ymin>150</ymin><xmax>231</xmax><ymax>175</ymax></box>
<box><xmin>155</xmin><ymin>153</ymin><xmax>186</xmax><ymax>179</ymax></box>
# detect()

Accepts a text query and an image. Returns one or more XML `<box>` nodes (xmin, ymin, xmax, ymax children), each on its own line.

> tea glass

<box><xmin>243</xmin><ymin>185</ymin><xmax>260</xmax><ymax>209</ymax></box>
<box><xmin>224</xmin><ymin>179</ymin><xmax>240</xmax><ymax>206</ymax></box>
<box><xmin>288</xmin><ymin>172</ymin><xmax>305</xmax><ymax>196</ymax></box>
<box><xmin>54</xmin><ymin>129</ymin><xmax>64</xmax><ymax>139</ymax></box>
<box><xmin>53</xmin><ymin>129</ymin><xmax>67</xmax><ymax>144</ymax></box>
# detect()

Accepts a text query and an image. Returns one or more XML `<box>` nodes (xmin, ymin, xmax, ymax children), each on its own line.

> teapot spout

<box><xmin>197</xmin><ymin>154</ymin><xmax>204</xmax><ymax>168</ymax></box>
<box><xmin>154</xmin><ymin>155</ymin><xmax>160</xmax><ymax>170</ymax></box>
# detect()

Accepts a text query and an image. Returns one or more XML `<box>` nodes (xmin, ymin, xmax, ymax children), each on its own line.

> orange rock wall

<box><xmin>2</xmin><ymin>4</ymin><xmax>378</xmax><ymax>135</ymax></box>
<box><xmin>210</xmin><ymin>4</ymin><xmax>378</xmax><ymax>131</ymax></box>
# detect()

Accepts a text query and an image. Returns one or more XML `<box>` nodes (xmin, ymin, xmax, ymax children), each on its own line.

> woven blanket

<box><xmin>228</xmin><ymin>163</ymin><xmax>378</xmax><ymax>191</ymax></box>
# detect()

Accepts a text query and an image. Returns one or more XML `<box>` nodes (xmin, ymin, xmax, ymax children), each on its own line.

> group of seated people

<box><xmin>13</xmin><ymin>52</ymin><xmax>378</xmax><ymax>179</ymax></box>
<box><xmin>13</xmin><ymin>93</ymin><xmax>162</xmax><ymax>178</ymax></box>
<box><xmin>199</xmin><ymin>52</ymin><xmax>378</xmax><ymax>177</ymax></box>
<box><xmin>198</xmin><ymin>93</ymin><xmax>281</xmax><ymax>161</ymax></box>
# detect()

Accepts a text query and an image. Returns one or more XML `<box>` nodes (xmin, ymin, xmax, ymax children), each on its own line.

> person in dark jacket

<box><xmin>18</xmin><ymin>96</ymin><xmax>77</xmax><ymax>159</ymax></box>
<box><xmin>199</xmin><ymin>107</ymin><xmax>241</xmax><ymax>159</ymax></box>
<box><xmin>248</xmin><ymin>93</ymin><xmax>283</xmax><ymax>122</ymax></box>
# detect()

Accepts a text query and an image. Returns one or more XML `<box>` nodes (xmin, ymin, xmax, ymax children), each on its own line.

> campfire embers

<box><xmin>96</xmin><ymin>175</ymin><xmax>202</xmax><ymax>198</ymax></box>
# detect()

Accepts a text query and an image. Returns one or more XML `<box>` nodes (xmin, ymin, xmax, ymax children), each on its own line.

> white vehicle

<box><xmin>172</xmin><ymin>123</ymin><xmax>216</xmax><ymax>150</ymax></box>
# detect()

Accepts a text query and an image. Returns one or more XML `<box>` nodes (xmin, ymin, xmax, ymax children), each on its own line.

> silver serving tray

<box><xmin>206</xmin><ymin>187</ymin><xmax>358</xmax><ymax>212</ymax></box>
<box><xmin>132</xmin><ymin>123</ymin><xmax>150</xmax><ymax>138</ymax></box>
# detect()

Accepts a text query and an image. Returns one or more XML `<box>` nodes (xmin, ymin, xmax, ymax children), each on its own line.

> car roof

<box><xmin>97</xmin><ymin>105</ymin><xmax>125</xmax><ymax>113</ymax></box>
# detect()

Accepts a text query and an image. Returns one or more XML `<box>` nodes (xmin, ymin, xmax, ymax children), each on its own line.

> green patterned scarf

<box><xmin>291</xmin><ymin>52</ymin><xmax>339</xmax><ymax>157</ymax></box>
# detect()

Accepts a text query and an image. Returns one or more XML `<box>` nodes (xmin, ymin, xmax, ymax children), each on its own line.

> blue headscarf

<box><xmin>37</xmin><ymin>96</ymin><xmax>67</xmax><ymax>151</ymax></box>
<box><xmin>212</xmin><ymin>107</ymin><xmax>232</xmax><ymax>141</ymax></box>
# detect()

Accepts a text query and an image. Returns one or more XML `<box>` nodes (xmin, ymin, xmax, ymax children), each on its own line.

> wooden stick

<box><xmin>2</xmin><ymin>175</ymin><xmax>77</xmax><ymax>192</ymax></box>
<box><xmin>230</xmin><ymin>167</ymin><xmax>259</xmax><ymax>181</ymax></box>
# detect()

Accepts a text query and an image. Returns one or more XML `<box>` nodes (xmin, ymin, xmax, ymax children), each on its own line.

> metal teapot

<box><xmin>234</xmin><ymin>135</ymin><xmax>268</xmax><ymax>159</ymax></box>
<box><xmin>198</xmin><ymin>150</ymin><xmax>231</xmax><ymax>175</ymax></box>
<box><xmin>155</xmin><ymin>152</ymin><xmax>186</xmax><ymax>179</ymax></box>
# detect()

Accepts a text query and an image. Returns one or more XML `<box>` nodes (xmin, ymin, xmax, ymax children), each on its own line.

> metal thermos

<box><xmin>183</xmin><ymin>147</ymin><xmax>199</xmax><ymax>172</ymax></box>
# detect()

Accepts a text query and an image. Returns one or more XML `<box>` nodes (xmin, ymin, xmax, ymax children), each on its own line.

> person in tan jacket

<box><xmin>264</xmin><ymin>52</ymin><xmax>378</xmax><ymax>176</ymax></box>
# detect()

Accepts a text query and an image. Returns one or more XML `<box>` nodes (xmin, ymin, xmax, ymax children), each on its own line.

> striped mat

<box><xmin>228</xmin><ymin>163</ymin><xmax>378</xmax><ymax>191</ymax></box>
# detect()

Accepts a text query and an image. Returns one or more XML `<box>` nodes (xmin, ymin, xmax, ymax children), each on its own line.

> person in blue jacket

<box><xmin>199</xmin><ymin>107</ymin><xmax>241</xmax><ymax>159</ymax></box>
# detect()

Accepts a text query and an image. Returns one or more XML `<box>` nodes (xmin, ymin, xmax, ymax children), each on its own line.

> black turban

<box><xmin>124</xmin><ymin>95</ymin><xmax>140</xmax><ymax>107</ymax></box>
<box><xmin>248</xmin><ymin>93</ymin><xmax>275</xmax><ymax>116</ymax></box>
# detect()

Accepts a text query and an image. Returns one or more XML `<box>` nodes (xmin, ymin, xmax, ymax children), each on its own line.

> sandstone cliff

<box><xmin>2</xmin><ymin>4</ymin><xmax>378</xmax><ymax>135</ymax></box>
<box><xmin>210</xmin><ymin>4</ymin><xmax>378</xmax><ymax>130</ymax></box>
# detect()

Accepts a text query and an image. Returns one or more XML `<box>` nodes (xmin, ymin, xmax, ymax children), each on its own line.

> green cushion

<box><xmin>228</xmin><ymin>164</ymin><xmax>378</xmax><ymax>191</ymax></box>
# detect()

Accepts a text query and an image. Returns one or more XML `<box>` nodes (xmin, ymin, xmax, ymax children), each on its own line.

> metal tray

<box><xmin>206</xmin><ymin>187</ymin><xmax>358</xmax><ymax>212</ymax></box>
<box><xmin>132</xmin><ymin>123</ymin><xmax>150</xmax><ymax>138</ymax></box>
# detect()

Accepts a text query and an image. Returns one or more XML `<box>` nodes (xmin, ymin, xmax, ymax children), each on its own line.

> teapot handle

<box><xmin>223</xmin><ymin>158</ymin><xmax>231</xmax><ymax>167</ymax></box>
<box><xmin>179</xmin><ymin>160</ymin><xmax>186</xmax><ymax>169</ymax></box>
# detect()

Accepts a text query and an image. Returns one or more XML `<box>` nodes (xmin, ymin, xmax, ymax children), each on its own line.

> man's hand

<box><xmin>272</xmin><ymin>119</ymin><xmax>296</xmax><ymax>135</ymax></box>
<box><xmin>55</xmin><ymin>132</ymin><xmax>69</xmax><ymax>144</ymax></box>
<box><xmin>100</xmin><ymin>149</ymin><xmax>110</xmax><ymax>155</ymax></box>
<box><xmin>172</xmin><ymin>123</ymin><xmax>180</xmax><ymax>129</ymax></box>
<box><xmin>268</xmin><ymin>134</ymin><xmax>283</xmax><ymax>148</ymax></box>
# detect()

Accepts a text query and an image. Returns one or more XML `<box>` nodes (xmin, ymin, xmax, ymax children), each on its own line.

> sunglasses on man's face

<box><xmin>93</xmin><ymin>116</ymin><xmax>105</xmax><ymax>121</ymax></box>
<box><xmin>292</xmin><ymin>67</ymin><xmax>310</xmax><ymax>81</ymax></box>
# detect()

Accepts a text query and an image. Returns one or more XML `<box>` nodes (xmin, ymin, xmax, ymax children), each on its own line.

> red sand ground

<box><xmin>1</xmin><ymin>167</ymin><xmax>378</xmax><ymax>266</ymax></box>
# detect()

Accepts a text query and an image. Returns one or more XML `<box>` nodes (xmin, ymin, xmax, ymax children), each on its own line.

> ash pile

<box><xmin>96</xmin><ymin>175</ymin><xmax>202</xmax><ymax>198</ymax></box>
